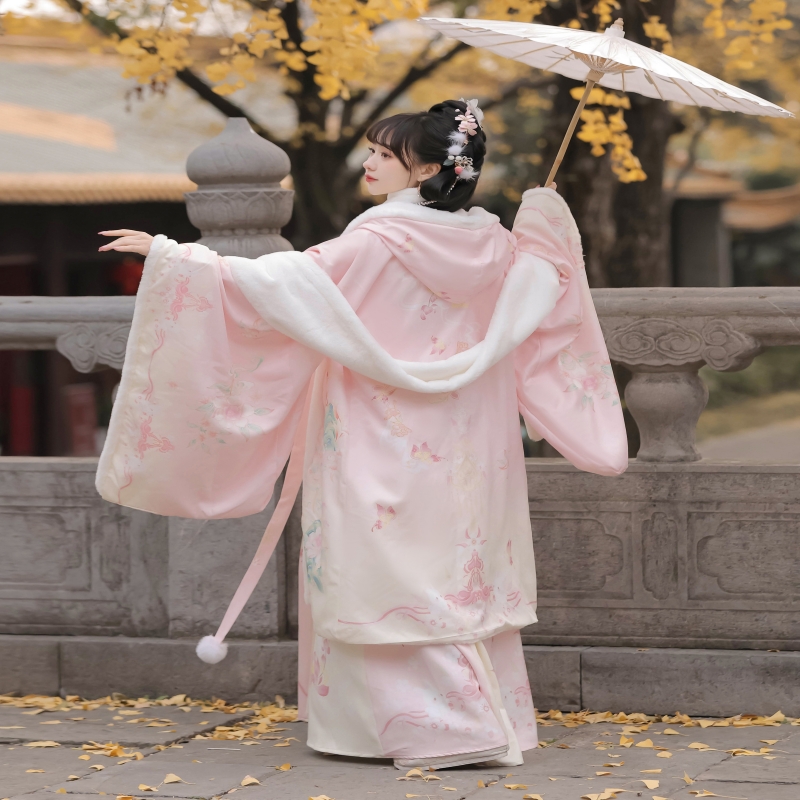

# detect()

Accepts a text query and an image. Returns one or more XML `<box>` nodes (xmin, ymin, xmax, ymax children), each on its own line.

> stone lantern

<box><xmin>184</xmin><ymin>117</ymin><xmax>294</xmax><ymax>258</ymax></box>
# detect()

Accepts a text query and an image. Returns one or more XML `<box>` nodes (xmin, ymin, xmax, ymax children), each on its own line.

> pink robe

<box><xmin>97</xmin><ymin>186</ymin><xmax>627</xmax><ymax>762</ymax></box>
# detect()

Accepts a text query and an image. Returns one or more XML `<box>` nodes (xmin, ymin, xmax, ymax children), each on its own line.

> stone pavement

<box><xmin>1</xmin><ymin>700</ymin><xmax>799</xmax><ymax>800</ymax></box>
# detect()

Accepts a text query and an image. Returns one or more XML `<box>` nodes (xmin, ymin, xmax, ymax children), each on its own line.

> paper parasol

<box><xmin>418</xmin><ymin>16</ymin><xmax>793</xmax><ymax>186</ymax></box>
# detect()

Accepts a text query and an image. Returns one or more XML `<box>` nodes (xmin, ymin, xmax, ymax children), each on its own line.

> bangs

<box><xmin>365</xmin><ymin>115</ymin><xmax>422</xmax><ymax>171</ymax></box>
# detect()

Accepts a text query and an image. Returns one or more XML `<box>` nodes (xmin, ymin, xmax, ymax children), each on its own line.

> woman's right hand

<box><xmin>98</xmin><ymin>229</ymin><xmax>154</xmax><ymax>256</ymax></box>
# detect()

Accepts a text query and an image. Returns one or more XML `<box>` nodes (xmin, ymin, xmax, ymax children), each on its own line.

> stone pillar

<box><xmin>624</xmin><ymin>366</ymin><xmax>708</xmax><ymax>461</ymax></box>
<box><xmin>602</xmin><ymin>309</ymin><xmax>762</xmax><ymax>462</ymax></box>
<box><xmin>170</xmin><ymin>120</ymin><xmax>299</xmax><ymax>641</ymax></box>
<box><xmin>184</xmin><ymin>118</ymin><xmax>294</xmax><ymax>258</ymax></box>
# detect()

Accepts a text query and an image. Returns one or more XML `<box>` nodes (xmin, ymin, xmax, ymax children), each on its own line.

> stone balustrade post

<box><xmin>184</xmin><ymin>117</ymin><xmax>294</xmax><ymax>258</ymax></box>
<box><xmin>624</xmin><ymin>366</ymin><xmax>709</xmax><ymax>461</ymax></box>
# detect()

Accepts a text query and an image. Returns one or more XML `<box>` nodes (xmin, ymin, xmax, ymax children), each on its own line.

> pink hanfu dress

<box><xmin>97</xmin><ymin>186</ymin><xmax>628</xmax><ymax>763</ymax></box>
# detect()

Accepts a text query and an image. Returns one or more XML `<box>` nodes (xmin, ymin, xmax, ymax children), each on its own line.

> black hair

<box><xmin>365</xmin><ymin>99</ymin><xmax>487</xmax><ymax>212</ymax></box>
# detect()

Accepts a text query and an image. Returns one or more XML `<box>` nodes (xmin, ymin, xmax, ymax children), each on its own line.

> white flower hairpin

<box><xmin>442</xmin><ymin>98</ymin><xmax>484</xmax><ymax>185</ymax></box>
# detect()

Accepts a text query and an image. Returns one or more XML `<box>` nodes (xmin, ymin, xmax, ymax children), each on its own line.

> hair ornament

<box><xmin>459</xmin><ymin>97</ymin><xmax>485</xmax><ymax>127</ymax></box>
<box><xmin>441</xmin><ymin>100</ymin><xmax>482</xmax><ymax>183</ymax></box>
<box><xmin>454</xmin><ymin>109</ymin><xmax>479</xmax><ymax>136</ymax></box>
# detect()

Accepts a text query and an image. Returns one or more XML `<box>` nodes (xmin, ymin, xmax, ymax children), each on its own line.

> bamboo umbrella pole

<box><xmin>545</xmin><ymin>69</ymin><xmax>605</xmax><ymax>188</ymax></box>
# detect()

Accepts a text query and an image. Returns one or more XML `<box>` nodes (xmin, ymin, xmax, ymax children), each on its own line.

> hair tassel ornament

<box><xmin>442</xmin><ymin>100</ymin><xmax>482</xmax><ymax>183</ymax></box>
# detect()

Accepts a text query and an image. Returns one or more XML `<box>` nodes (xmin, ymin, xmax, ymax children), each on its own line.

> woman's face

<box><xmin>362</xmin><ymin>141</ymin><xmax>441</xmax><ymax>196</ymax></box>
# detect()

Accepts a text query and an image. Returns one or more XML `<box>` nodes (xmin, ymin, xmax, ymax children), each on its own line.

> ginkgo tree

<box><xmin>1</xmin><ymin>0</ymin><xmax>796</xmax><ymax>286</ymax></box>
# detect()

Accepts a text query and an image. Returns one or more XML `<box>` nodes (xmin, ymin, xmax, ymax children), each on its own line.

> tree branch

<box><xmin>62</xmin><ymin>0</ymin><xmax>278</xmax><ymax>141</ymax></box>
<box><xmin>339</xmin><ymin>40</ymin><xmax>470</xmax><ymax>152</ymax></box>
<box><xmin>480</xmin><ymin>75</ymin><xmax>554</xmax><ymax>114</ymax></box>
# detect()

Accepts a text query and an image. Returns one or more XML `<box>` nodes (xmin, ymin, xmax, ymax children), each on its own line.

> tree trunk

<box><xmin>538</xmin><ymin>0</ymin><xmax>681</xmax><ymax>288</ymax></box>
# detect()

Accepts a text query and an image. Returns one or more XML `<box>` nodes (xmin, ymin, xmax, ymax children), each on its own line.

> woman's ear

<box><xmin>418</xmin><ymin>162</ymin><xmax>442</xmax><ymax>180</ymax></box>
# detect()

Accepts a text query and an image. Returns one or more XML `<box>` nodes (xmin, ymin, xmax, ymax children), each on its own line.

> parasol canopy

<box><xmin>418</xmin><ymin>16</ymin><xmax>793</xmax><ymax>184</ymax></box>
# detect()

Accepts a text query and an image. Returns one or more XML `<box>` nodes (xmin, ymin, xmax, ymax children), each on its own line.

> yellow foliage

<box><xmin>481</xmin><ymin>0</ymin><xmax>547</xmax><ymax>22</ymax></box>
<box><xmin>115</xmin><ymin>30</ymin><xmax>191</xmax><ymax>84</ymax></box>
<box><xmin>592</xmin><ymin>0</ymin><xmax>620</xmax><ymax>28</ymax></box>
<box><xmin>569</xmin><ymin>86</ymin><xmax>630</xmax><ymax>109</ymax></box>
<box><xmin>577</xmin><ymin>107</ymin><xmax>647</xmax><ymax>182</ymax></box>
<box><xmin>643</xmin><ymin>15</ymin><xmax>674</xmax><ymax>54</ymax></box>
<box><xmin>702</xmin><ymin>0</ymin><xmax>793</xmax><ymax>72</ymax></box>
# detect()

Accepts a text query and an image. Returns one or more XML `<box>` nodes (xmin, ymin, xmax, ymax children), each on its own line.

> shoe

<box><xmin>394</xmin><ymin>744</ymin><xmax>510</xmax><ymax>770</ymax></box>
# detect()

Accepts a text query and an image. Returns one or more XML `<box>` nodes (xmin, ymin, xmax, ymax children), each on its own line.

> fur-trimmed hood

<box><xmin>343</xmin><ymin>188</ymin><xmax>517</xmax><ymax>304</ymax></box>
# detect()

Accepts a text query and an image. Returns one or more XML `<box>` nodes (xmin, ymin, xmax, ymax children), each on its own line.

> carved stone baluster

<box><xmin>605</xmin><ymin>316</ymin><xmax>761</xmax><ymax>462</ymax></box>
<box><xmin>183</xmin><ymin>117</ymin><xmax>294</xmax><ymax>258</ymax></box>
<box><xmin>625</xmin><ymin>365</ymin><xmax>708</xmax><ymax>461</ymax></box>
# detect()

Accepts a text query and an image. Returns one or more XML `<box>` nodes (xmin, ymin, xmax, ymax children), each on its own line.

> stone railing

<box><xmin>2</xmin><ymin>287</ymin><xmax>797</xmax><ymax>463</ymax></box>
<box><xmin>0</xmin><ymin>287</ymin><xmax>797</xmax><ymax>652</ymax></box>
<box><xmin>595</xmin><ymin>287</ymin><xmax>800</xmax><ymax>460</ymax></box>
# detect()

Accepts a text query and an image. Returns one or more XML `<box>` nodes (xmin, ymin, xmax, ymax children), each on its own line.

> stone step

<box><xmin>1</xmin><ymin>635</ymin><xmax>798</xmax><ymax>716</ymax></box>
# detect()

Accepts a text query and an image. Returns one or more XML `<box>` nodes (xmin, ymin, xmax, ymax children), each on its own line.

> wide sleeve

<box><xmin>96</xmin><ymin>235</ymin><xmax>324</xmax><ymax>519</ymax></box>
<box><xmin>512</xmin><ymin>188</ymin><xmax>628</xmax><ymax>477</ymax></box>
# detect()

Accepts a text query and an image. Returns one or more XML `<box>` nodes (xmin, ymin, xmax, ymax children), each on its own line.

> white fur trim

<box><xmin>196</xmin><ymin>635</ymin><xmax>228</xmax><ymax>664</ymax></box>
<box><xmin>229</xmin><ymin>247</ymin><xmax>559</xmax><ymax>395</ymax></box>
<box><xmin>343</xmin><ymin>201</ymin><xmax>499</xmax><ymax>235</ymax></box>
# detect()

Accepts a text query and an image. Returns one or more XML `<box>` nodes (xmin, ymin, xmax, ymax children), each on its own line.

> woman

<box><xmin>97</xmin><ymin>98</ymin><xmax>627</xmax><ymax>769</ymax></box>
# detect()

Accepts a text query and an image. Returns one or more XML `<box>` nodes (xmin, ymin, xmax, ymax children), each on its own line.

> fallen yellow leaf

<box><xmin>641</xmin><ymin>769</ymin><xmax>662</xmax><ymax>773</ymax></box>
<box><xmin>277</xmin><ymin>762</ymin><xmax>292</xmax><ymax>771</ymax></box>
<box><xmin>684</xmin><ymin>772</ymin><xmax>695</xmax><ymax>784</ymax></box>
<box><xmin>164</xmin><ymin>773</ymin><xmax>188</xmax><ymax>784</ymax></box>
<box><xmin>443</xmin><ymin>789</ymin><xmax>457</xmax><ymax>792</ymax></box>
<box><xmin>78</xmin><ymin>754</ymin><xmax>91</xmax><ymax>761</ymax></box>
<box><xmin>89</xmin><ymin>764</ymin><xmax>104</xmax><ymax>770</ymax></box>
<box><xmin>23</xmin><ymin>741</ymin><xmax>60</xmax><ymax>748</ymax></box>
<box><xmin>138</xmin><ymin>786</ymin><xmax>158</xmax><ymax>792</ymax></box>
<box><xmin>653</xmin><ymin>797</ymin><xmax>669</xmax><ymax>800</ymax></box>
<box><xmin>406</xmin><ymin>769</ymin><xmax>425</xmax><ymax>777</ymax></box>
<box><xmin>596</xmin><ymin>771</ymin><xmax>612</xmax><ymax>776</ymax></box>
<box><xmin>641</xmin><ymin>779</ymin><xmax>660</xmax><ymax>789</ymax></box>
<box><xmin>477</xmin><ymin>780</ymin><xmax>486</xmax><ymax>788</ymax></box>
<box><xmin>26</xmin><ymin>769</ymin><xmax>45</xmax><ymax>773</ymax></box>
<box><xmin>241</xmin><ymin>776</ymin><xmax>261</xmax><ymax>786</ymax></box>
<box><xmin>274</xmin><ymin>741</ymin><xmax>291</xmax><ymax>746</ymax></box>
<box><xmin>619</xmin><ymin>735</ymin><xmax>634</xmax><ymax>748</ymax></box>
<box><xmin>662</xmin><ymin>728</ymin><xmax>682</xmax><ymax>735</ymax></box>
<box><xmin>310</xmin><ymin>796</ymin><xmax>335</xmax><ymax>800</ymax></box>
<box><xmin>698</xmin><ymin>720</ymin><xmax>715</xmax><ymax>728</ymax></box>
<box><xmin>67</xmin><ymin>775</ymin><xmax>80</xmax><ymax>781</ymax></box>
<box><xmin>523</xmin><ymin>795</ymin><xmax>544</xmax><ymax>800</ymax></box>
<box><xmin>635</xmin><ymin>738</ymin><xmax>654</xmax><ymax>748</ymax></box>
<box><xmin>505</xmin><ymin>784</ymin><xmax>528</xmax><ymax>790</ymax></box>
<box><xmin>761</xmin><ymin>739</ymin><xmax>779</xmax><ymax>745</ymax></box>
<box><xmin>405</xmin><ymin>795</ymin><xmax>421</xmax><ymax>799</ymax></box>
<box><xmin>656</xmin><ymin>751</ymin><xmax>672</xmax><ymax>758</ymax></box>
<box><xmin>688</xmin><ymin>742</ymin><xmax>712</xmax><ymax>750</ymax></box>
<box><xmin>116</xmin><ymin>796</ymin><xmax>136</xmax><ymax>800</ymax></box>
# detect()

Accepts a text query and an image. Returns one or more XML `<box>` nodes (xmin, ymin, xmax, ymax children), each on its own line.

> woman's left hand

<box><xmin>98</xmin><ymin>229</ymin><xmax>154</xmax><ymax>256</ymax></box>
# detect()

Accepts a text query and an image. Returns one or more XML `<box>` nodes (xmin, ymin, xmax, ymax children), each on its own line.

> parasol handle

<box><xmin>545</xmin><ymin>69</ymin><xmax>604</xmax><ymax>188</ymax></box>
